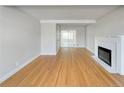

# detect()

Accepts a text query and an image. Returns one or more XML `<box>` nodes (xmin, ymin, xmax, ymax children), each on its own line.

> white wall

<box><xmin>87</xmin><ymin>6</ymin><xmax>124</xmax><ymax>53</ymax></box>
<box><xmin>60</xmin><ymin>25</ymin><xmax>86</xmax><ymax>47</ymax></box>
<box><xmin>0</xmin><ymin>7</ymin><xmax>41</xmax><ymax>82</ymax></box>
<box><xmin>41</xmin><ymin>23</ymin><xmax>56</xmax><ymax>55</ymax></box>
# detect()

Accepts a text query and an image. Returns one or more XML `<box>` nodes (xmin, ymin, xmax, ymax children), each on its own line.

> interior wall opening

<box><xmin>58</xmin><ymin>24</ymin><xmax>87</xmax><ymax>48</ymax></box>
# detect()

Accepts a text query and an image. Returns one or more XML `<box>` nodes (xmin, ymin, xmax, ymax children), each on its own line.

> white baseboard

<box><xmin>86</xmin><ymin>47</ymin><xmax>95</xmax><ymax>54</ymax></box>
<box><xmin>41</xmin><ymin>52</ymin><xmax>56</xmax><ymax>55</ymax></box>
<box><xmin>0</xmin><ymin>54</ymin><xmax>40</xmax><ymax>84</ymax></box>
<box><xmin>61</xmin><ymin>46</ymin><xmax>85</xmax><ymax>48</ymax></box>
<box><xmin>74</xmin><ymin>46</ymin><xmax>85</xmax><ymax>48</ymax></box>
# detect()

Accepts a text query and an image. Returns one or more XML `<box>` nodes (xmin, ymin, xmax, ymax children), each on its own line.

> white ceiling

<box><xmin>18</xmin><ymin>6</ymin><xmax>119</xmax><ymax>21</ymax></box>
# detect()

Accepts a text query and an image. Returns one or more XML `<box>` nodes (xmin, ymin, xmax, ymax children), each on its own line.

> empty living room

<box><xmin>1</xmin><ymin>1</ymin><xmax>124</xmax><ymax>91</ymax></box>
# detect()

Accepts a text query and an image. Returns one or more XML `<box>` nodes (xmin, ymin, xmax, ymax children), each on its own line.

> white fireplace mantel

<box><xmin>92</xmin><ymin>35</ymin><xmax>124</xmax><ymax>75</ymax></box>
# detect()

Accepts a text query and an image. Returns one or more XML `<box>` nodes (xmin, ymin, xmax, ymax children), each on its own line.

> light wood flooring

<box><xmin>1</xmin><ymin>48</ymin><xmax>124</xmax><ymax>87</ymax></box>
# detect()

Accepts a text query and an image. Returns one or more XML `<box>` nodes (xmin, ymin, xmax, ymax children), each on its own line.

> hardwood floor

<box><xmin>1</xmin><ymin>48</ymin><xmax>124</xmax><ymax>87</ymax></box>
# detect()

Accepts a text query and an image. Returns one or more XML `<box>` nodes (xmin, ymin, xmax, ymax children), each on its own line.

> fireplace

<box><xmin>98</xmin><ymin>46</ymin><xmax>111</xmax><ymax>66</ymax></box>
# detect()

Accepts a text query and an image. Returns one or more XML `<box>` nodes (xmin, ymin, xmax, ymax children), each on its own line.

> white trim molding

<box><xmin>40</xmin><ymin>19</ymin><xmax>96</xmax><ymax>24</ymax></box>
<box><xmin>40</xmin><ymin>52</ymin><xmax>56</xmax><ymax>55</ymax></box>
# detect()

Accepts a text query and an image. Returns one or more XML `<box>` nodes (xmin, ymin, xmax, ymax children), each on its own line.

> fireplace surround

<box><xmin>92</xmin><ymin>36</ymin><xmax>124</xmax><ymax>75</ymax></box>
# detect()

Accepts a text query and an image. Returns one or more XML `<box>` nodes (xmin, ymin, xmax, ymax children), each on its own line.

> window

<box><xmin>61</xmin><ymin>30</ymin><xmax>76</xmax><ymax>47</ymax></box>
<box><xmin>61</xmin><ymin>31</ymin><xmax>69</xmax><ymax>40</ymax></box>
